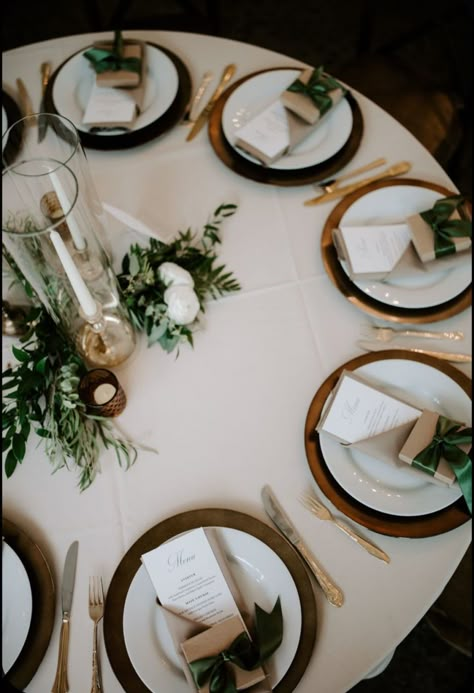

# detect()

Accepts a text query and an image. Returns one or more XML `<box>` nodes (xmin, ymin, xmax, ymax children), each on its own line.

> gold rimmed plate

<box><xmin>208</xmin><ymin>67</ymin><xmax>363</xmax><ymax>186</ymax></box>
<box><xmin>44</xmin><ymin>42</ymin><xmax>191</xmax><ymax>150</ymax></box>
<box><xmin>304</xmin><ymin>351</ymin><xmax>471</xmax><ymax>538</ymax></box>
<box><xmin>2</xmin><ymin>518</ymin><xmax>55</xmax><ymax>690</ymax></box>
<box><xmin>321</xmin><ymin>178</ymin><xmax>472</xmax><ymax>323</ymax></box>
<box><xmin>2</xmin><ymin>90</ymin><xmax>24</xmax><ymax>167</ymax></box>
<box><xmin>103</xmin><ymin>508</ymin><xmax>316</xmax><ymax>693</ymax></box>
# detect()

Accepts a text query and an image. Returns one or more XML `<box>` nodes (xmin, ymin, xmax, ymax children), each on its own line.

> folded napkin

<box><xmin>234</xmin><ymin>66</ymin><xmax>347</xmax><ymax>166</ymax></box>
<box><xmin>153</xmin><ymin>528</ymin><xmax>273</xmax><ymax>692</ymax></box>
<box><xmin>332</xmin><ymin>195</ymin><xmax>472</xmax><ymax>282</ymax></box>
<box><xmin>82</xmin><ymin>32</ymin><xmax>147</xmax><ymax>130</ymax></box>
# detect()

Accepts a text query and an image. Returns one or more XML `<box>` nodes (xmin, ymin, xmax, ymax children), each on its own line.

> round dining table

<box><xmin>2</xmin><ymin>29</ymin><xmax>472</xmax><ymax>693</ymax></box>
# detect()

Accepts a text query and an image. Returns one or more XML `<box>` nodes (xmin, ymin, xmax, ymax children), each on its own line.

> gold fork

<box><xmin>88</xmin><ymin>576</ymin><xmax>105</xmax><ymax>693</ymax></box>
<box><xmin>361</xmin><ymin>325</ymin><xmax>464</xmax><ymax>342</ymax></box>
<box><xmin>300</xmin><ymin>493</ymin><xmax>390</xmax><ymax>564</ymax></box>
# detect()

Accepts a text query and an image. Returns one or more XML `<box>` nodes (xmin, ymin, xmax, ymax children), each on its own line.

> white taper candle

<box><xmin>49</xmin><ymin>230</ymin><xmax>98</xmax><ymax>318</ymax></box>
<box><xmin>49</xmin><ymin>171</ymin><xmax>87</xmax><ymax>251</ymax></box>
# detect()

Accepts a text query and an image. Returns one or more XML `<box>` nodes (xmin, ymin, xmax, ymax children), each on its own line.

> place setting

<box><xmin>103</xmin><ymin>508</ymin><xmax>317</xmax><ymax>693</ymax></box>
<box><xmin>2</xmin><ymin>517</ymin><xmax>56</xmax><ymax>691</ymax></box>
<box><xmin>304</xmin><ymin>350</ymin><xmax>472</xmax><ymax>538</ymax></box>
<box><xmin>320</xmin><ymin>177</ymin><xmax>472</xmax><ymax>323</ymax></box>
<box><xmin>208</xmin><ymin>65</ymin><xmax>364</xmax><ymax>186</ymax></box>
<box><xmin>43</xmin><ymin>30</ymin><xmax>192</xmax><ymax>150</ymax></box>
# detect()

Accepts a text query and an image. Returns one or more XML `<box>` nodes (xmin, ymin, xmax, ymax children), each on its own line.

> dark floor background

<box><xmin>2</xmin><ymin>2</ymin><xmax>472</xmax><ymax>692</ymax></box>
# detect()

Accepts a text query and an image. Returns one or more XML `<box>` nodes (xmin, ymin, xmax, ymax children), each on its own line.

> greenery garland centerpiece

<box><xmin>117</xmin><ymin>203</ymin><xmax>240</xmax><ymax>352</ymax></box>
<box><xmin>2</xmin><ymin>203</ymin><xmax>240</xmax><ymax>489</ymax></box>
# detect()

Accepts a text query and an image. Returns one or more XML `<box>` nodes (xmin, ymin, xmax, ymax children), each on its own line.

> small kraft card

<box><xmin>406</xmin><ymin>208</ymin><xmax>471</xmax><ymax>263</ymax></box>
<box><xmin>332</xmin><ymin>223</ymin><xmax>412</xmax><ymax>279</ymax></box>
<box><xmin>398</xmin><ymin>410</ymin><xmax>470</xmax><ymax>486</ymax></box>
<box><xmin>141</xmin><ymin>527</ymin><xmax>243</xmax><ymax>627</ymax></box>
<box><xmin>181</xmin><ymin>615</ymin><xmax>267</xmax><ymax>693</ymax></box>
<box><xmin>316</xmin><ymin>370</ymin><xmax>421</xmax><ymax>444</ymax></box>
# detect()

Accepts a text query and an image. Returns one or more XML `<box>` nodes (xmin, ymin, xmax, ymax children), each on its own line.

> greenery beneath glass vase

<box><xmin>2</xmin><ymin>305</ymin><xmax>138</xmax><ymax>490</ymax></box>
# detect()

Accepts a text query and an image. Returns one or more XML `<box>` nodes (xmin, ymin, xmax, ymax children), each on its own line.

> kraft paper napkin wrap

<box><xmin>398</xmin><ymin>410</ymin><xmax>471</xmax><ymax>486</ymax></box>
<box><xmin>332</xmin><ymin>226</ymin><xmax>471</xmax><ymax>282</ymax></box>
<box><xmin>92</xmin><ymin>38</ymin><xmax>145</xmax><ymax>89</ymax></box>
<box><xmin>407</xmin><ymin>208</ymin><xmax>472</xmax><ymax>263</ymax></box>
<box><xmin>280</xmin><ymin>67</ymin><xmax>345</xmax><ymax>125</ymax></box>
<box><xmin>342</xmin><ymin>421</ymin><xmax>452</xmax><ymax>488</ymax></box>
<box><xmin>156</xmin><ymin>528</ymin><xmax>271</xmax><ymax>692</ymax></box>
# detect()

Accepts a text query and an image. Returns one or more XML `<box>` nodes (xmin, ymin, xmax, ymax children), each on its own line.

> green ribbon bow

<box><xmin>188</xmin><ymin>598</ymin><xmax>283</xmax><ymax>693</ymax></box>
<box><xmin>287</xmin><ymin>66</ymin><xmax>346</xmax><ymax>117</ymax></box>
<box><xmin>419</xmin><ymin>194</ymin><xmax>471</xmax><ymax>259</ymax></box>
<box><xmin>413</xmin><ymin>415</ymin><xmax>472</xmax><ymax>514</ymax></box>
<box><xmin>84</xmin><ymin>30</ymin><xmax>142</xmax><ymax>75</ymax></box>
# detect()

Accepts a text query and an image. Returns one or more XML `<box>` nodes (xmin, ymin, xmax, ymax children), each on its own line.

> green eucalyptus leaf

<box><xmin>12</xmin><ymin>345</ymin><xmax>30</xmax><ymax>362</ymax></box>
<box><xmin>5</xmin><ymin>450</ymin><xmax>18</xmax><ymax>477</ymax></box>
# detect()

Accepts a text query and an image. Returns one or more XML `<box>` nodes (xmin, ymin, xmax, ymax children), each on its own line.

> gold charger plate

<box><xmin>103</xmin><ymin>508</ymin><xmax>317</xmax><ymax>693</ymax></box>
<box><xmin>304</xmin><ymin>351</ymin><xmax>471</xmax><ymax>538</ymax></box>
<box><xmin>208</xmin><ymin>67</ymin><xmax>363</xmax><ymax>186</ymax></box>
<box><xmin>2</xmin><ymin>518</ymin><xmax>55</xmax><ymax>690</ymax></box>
<box><xmin>321</xmin><ymin>177</ymin><xmax>472</xmax><ymax>323</ymax></box>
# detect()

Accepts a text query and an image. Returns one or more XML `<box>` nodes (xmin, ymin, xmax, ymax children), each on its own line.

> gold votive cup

<box><xmin>78</xmin><ymin>368</ymin><xmax>126</xmax><ymax>417</ymax></box>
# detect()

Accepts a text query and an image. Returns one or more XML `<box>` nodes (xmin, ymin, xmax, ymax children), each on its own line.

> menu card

<box><xmin>332</xmin><ymin>223</ymin><xmax>412</xmax><ymax>279</ymax></box>
<box><xmin>82</xmin><ymin>83</ymin><xmax>138</xmax><ymax>130</ymax></box>
<box><xmin>141</xmin><ymin>527</ymin><xmax>243</xmax><ymax>627</ymax></box>
<box><xmin>316</xmin><ymin>370</ymin><xmax>421</xmax><ymax>444</ymax></box>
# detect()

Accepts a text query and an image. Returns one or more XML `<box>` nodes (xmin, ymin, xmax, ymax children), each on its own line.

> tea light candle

<box><xmin>49</xmin><ymin>230</ymin><xmax>98</xmax><ymax>318</ymax></box>
<box><xmin>93</xmin><ymin>382</ymin><xmax>117</xmax><ymax>405</ymax></box>
<box><xmin>50</xmin><ymin>171</ymin><xmax>87</xmax><ymax>251</ymax></box>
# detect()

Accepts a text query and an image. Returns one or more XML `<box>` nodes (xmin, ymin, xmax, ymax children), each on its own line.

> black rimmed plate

<box><xmin>321</xmin><ymin>178</ymin><xmax>472</xmax><ymax>323</ymax></box>
<box><xmin>103</xmin><ymin>508</ymin><xmax>316</xmax><ymax>693</ymax></box>
<box><xmin>44</xmin><ymin>42</ymin><xmax>191</xmax><ymax>150</ymax></box>
<box><xmin>2</xmin><ymin>518</ymin><xmax>55</xmax><ymax>690</ymax></box>
<box><xmin>304</xmin><ymin>351</ymin><xmax>471</xmax><ymax>538</ymax></box>
<box><xmin>208</xmin><ymin>67</ymin><xmax>363</xmax><ymax>186</ymax></box>
<box><xmin>2</xmin><ymin>90</ymin><xmax>24</xmax><ymax>167</ymax></box>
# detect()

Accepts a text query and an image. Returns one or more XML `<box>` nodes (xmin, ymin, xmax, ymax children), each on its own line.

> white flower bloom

<box><xmin>164</xmin><ymin>285</ymin><xmax>200</xmax><ymax>325</ymax></box>
<box><xmin>158</xmin><ymin>262</ymin><xmax>194</xmax><ymax>288</ymax></box>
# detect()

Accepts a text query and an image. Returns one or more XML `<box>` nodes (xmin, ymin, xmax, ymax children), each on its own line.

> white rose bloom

<box><xmin>164</xmin><ymin>285</ymin><xmax>200</xmax><ymax>325</ymax></box>
<box><xmin>158</xmin><ymin>262</ymin><xmax>194</xmax><ymax>287</ymax></box>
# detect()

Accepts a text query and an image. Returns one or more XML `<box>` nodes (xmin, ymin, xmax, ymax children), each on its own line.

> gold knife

<box><xmin>304</xmin><ymin>161</ymin><xmax>412</xmax><ymax>205</ymax></box>
<box><xmin>186</xmin><ymin>63</ymin><xmax>237</xmax><ymax>142</ymax></box>
<box><xmin>357</xmin><ymin>340</ymin><xmax>472</xmax><ymax>363</ymax></box>
<box><xmin>16</xmin><ymin>78</ymin><xmax>35</xmax><ymax>119</ymax></box>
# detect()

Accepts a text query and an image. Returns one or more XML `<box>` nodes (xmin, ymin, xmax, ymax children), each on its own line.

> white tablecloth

<box><xmin>2</xmin><ymin>30</ymin><xmax>472</xmax><ymax>693</ymax></box>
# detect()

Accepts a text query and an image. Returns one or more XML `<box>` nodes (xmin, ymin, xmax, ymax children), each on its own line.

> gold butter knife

<box><xmin>186</xmin><ymin>63</ymin><xmax>237</xmax><ymax>142</ymax></box>
<box><xmin>357</xmin><ymin>340</ymin><xmax>472</xmax><ymax>363</ymax></box>
<box><xmin>16</xmin><ymin>78</ymin><xmax>35</xmax><ymax>119</ymax></box>
<box><xmin>304</xmin><ymin>161</ymin><xmax>412</xmax><ymax>205</ymax></box>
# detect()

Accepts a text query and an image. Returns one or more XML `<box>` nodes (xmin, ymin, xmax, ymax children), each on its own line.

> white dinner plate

<box><xmin>51</xmin><ymin>43</ymin><xmax>179</xmax><ymax>136</ymax></box>
<box><xmin>123</xmin><ymin>527</ymin><xmax>302</xmax><ymax>692</ymax></box>
<box><xmin>222</xmin><ymin>69</ymin><xmax>353</xmax><ymax>170</ymax></box>
<box><xmin>2</xmin><ymin>541</ymin><xmax>33</xmax><ymax>672</ymax></box>
<box><xmin>320</xmin><ymin>358</ymin><xmax>468</xmax><ymax>516</ymax></box>
<box><xmin>338</xmin><ymin>185</ymin><xmax>472</xmax><ymax>308</ymax></box>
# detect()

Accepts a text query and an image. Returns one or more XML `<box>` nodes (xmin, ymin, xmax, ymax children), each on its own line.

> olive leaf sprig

<box><xmin>117</xmin><ymin>203</ymin><xmax>240</xmax><ymax>353</ymax></box>
<box><xmin>2</xmin><ymin>305</ymin><xmax>138</xmax><ymax>490</ymax></box>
